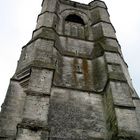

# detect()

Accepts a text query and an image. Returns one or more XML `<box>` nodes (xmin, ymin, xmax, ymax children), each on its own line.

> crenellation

<box><xmin>60</xmin><ymin>0</ymin><xmax>89</xmax><ymax>10</ymax></box>
<box><xmin>89</xmin><ymin>0</ymin><xmax>107</xmax><ymax>9</ymax></box>
<box><xmin>90</xmin><ymin>7</ymin><xmax>110</xmax><ymax>25</ymax></box>
<box><xmin>41</xmin><ymin>0</ymin><xmax>58</xmax><ymax>13</ymax></box>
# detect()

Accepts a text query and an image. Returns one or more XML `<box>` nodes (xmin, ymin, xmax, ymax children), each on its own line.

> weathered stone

<box><xmin>110</xmin><ymin>81</ymin><xmax>134</xmax><ymax>107</ymax></box>
<box><xmin>36</xmin><ymin>12</ymin><xmax>58</xmax><ymax>29</ymax></box>
<box><xmin>0</xmin><ymin>80</ymin><xmax>25</xmax><ymax>138</ymax></box>
<box><xmin>0</xmin><ymin>0</ymin><xmax>140</xmax><ymax>139</ymax></box>
<box><xmin>92</xmin><ymin>22</ymin><xmax>116</xmax><ymax>40</ymax></box>
<box><xmin>90</xmin><ymin>7</ymin><xmax>110</xmax><ymax>25</ymax></box>
<box><xmin>16</xmin><ymin>128</ymin><xmax>42</xmax><ymax>140</ymax></box>
<box><xmin>115</xmin><ymin>108</ymin><xmax>140</xmax><ymax>135</ymax></box>
<box><xmin>23</xmin><ymin>95</ymin><xmax>49</xmax><ymax>122</ymax></box>
<box><xmin>49</xmin><ymin>88</ymin><xmax>106</xmax><ymax>139</ymax></box>
<box><xmin>28</xmin><ymin>68</ymin><xmax>53</xmax><ymax>94</ymax></box>
<box><xmin>92</xmin><ymin>56</ymin><xmax>107</xmax><ymax>92</ymax></box>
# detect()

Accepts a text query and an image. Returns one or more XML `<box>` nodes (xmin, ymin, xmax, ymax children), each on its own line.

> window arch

<box><xmin>65</xmin><ymin>14</ymin><xmax>85</xmax><ymax>25</ymax></box>
<box><xmin>64</xmin><ymin>14</ymin><xmax>86</xmax><ymax>39</ymax></box>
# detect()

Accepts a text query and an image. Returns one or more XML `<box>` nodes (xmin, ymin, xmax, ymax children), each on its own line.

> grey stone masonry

<box><xmin>0</xmin><ymin>0</ymin><xmax>140</xmax><ymax>140</ymax></box>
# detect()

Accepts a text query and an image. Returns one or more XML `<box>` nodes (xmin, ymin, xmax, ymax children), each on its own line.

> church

<box><xmin>0</xmin><ymin>0</ymin><xmax>140</xmax><ymax>139</ymax></box>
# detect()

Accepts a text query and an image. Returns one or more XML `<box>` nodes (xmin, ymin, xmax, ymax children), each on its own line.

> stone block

<box><xmin>16</xmin><ymin>128</ymin><xmax>42</xmax><ymax>140</ymax></box>
<box><xmin>90</xmin><ymin>7</ymin><xmax>110</xmax><ymax>24</ymax></box>
<box><xmin>133</xmin><ymin>99</ymin><xmax>140</xmax><ymax>126</ymax></box>
<box><xmin>41</xmin><ymin>0</ymin><xmax>58</xmax><ymax>13</ymax></box>
<box><xmin>92</xmin><ymin>56</ymin><xmax>107</xmax><ymax>92</ymax></box>
<box><xmin>28</xmin><ymin>68</ymin><xmax>53</xmax><ymax>94</ymax></box>
<box><xmin>59</xmin><ymin>36</ymin><xmax>94</xmax><ymax>58</ymax></box>
<box><xmin>103</xmin><ymin>38</ymin><xmax>120</xmax><ymax>48</ymax></box>
<box><xmin>54</xmin><ymin>56</ymin><xmax>94</xmax><ymax>91</ymax></box>
<box><xmin>33</xmin><ymin>27</ymin><xmax>57</xmax><ymax>41</ymax></box>
<box><xmin>102</xmin><ymin>22</ymin><xmax>116</xmax><ymax>38</ymax></box>
<box><xmin>105</xmin><ymin>52</ymin><xmax>136</xmax><ymax>90</ymax></box>
<box><xmin>108</xmin><ymin>64</ymin><xmax>122</xmax><ymax>73</ymax></box>
<box><xmin>36</xmin><ymin>12</ymin><xmax>58</xmax><ymax>29</ymax></box>
<box><xmin>105</xmin><ymin>52</ymin><xmax>121</xmax><ymax>64</ymax></box>
<box><xmin>34</xmin><ymin>39</ymin><xmax>54</xmax><ymax>67</ymax></box>
<box><xmin>89</xmin><ymin>0</ymin><xmax>107</xmax><ymax>9</ymax></box>
<box><xmin>23</xmin><ymin>95</ymin><xmax>49</xmax><ymax>122</ymax></box>
<box><xmin>32</xmin><ymin>28</ymin><xmax>43</xmax><ymax>38</ymax></box>
<box><xmin>92</xmin><ymin>23</ymin><xmax>103</xmax><ymax>40</ymax></box>
<box><xmin>108</xmin><ymin>72</ymin><xmax>126</xmax><ymax>82</ymax></box>
<box><xmin>110</xmin><ymin>81</ymin><xmax>134</xmax><ymax>107</ymax></box>
<box><xmin>103</xmin><ymin>84</ymin><xmax>118</xmax><ymax>138</ymax></box>
<box><xmin>115</xmin><ymin>108</ymin><xmax>140</xmax><ymax>134</ymax></box>
<box><xmin>0</xmin><ymin>129</ymin><xmax>15</xmax><ymax>139</ymax></box>
<box><xmin>16</xmin><ymin>42</ymin><xmax>35</xmax><ymax>72</ymax></box>
<box><xmin>64</xmin><ymin>22</ymin><xmax>71</xmax><ymax>36</ymax></box>
<box><xmin>0</xmin><ymin>116</ymin><xmax>21</xmax><ymax>135</ymax></box>
<box><xmin>36</xmin><ymin>14</ymin><xmax>44</xmax><ymax>29</ymax></box>
<box><xmin>96</xmin><ymin>38</ymin><xmax>121</xmax><ymax>55</ymax></box>
<box><xmin>0</xmin><ymin>80</ymin><xmax>25</xmax><ymax>137</ymax></box>
<box><xmin>120</xmin><ymin>58</ymin><xmax>136</xmax><ymax>92</ymax></box>
<box><xmin>92</xmin><ymin>22</ymin><xmax>116</xmax><ymax>40</ymax></box>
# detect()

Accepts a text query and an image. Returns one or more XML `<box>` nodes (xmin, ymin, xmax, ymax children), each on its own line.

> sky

<box><xmin>0</xmin><ymin>0</ymin><xmax>140</xmax><ymax>107</ymax></box>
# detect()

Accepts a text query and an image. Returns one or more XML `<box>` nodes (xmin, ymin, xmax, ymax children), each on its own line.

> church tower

<box><xmin>0</xmin><ymin>0</ymin><xmax>140</xmax><ymax>139</ymax></box>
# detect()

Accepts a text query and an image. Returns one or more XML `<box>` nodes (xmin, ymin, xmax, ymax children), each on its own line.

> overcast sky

<box><xmin>0</xmin><ymin>0</ymin><xmax>140</xmax><ymax>106</ymax></box>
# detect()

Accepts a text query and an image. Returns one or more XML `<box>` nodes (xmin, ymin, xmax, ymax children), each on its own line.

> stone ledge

<box><xmin>25</xmin><ymin>89</ymin><xmax>51</xmax><ymax>97</ymax></box>
<box><xmin>45</xmin><ymin>138</ymin><xmax>105</xmax><ymax>140</ymax></box>
<box><xmin>32</xmin><ymin>27</ymin><xmax>58</xmax><ymax>41</ymax></box>
<box><xmin>116</xmin><ymin>130</ymin><xmax>140</xmax><ymax>140</ymax></box>
<box><xmin>114</xmin><ymin>104</ymin><xmax>135</xmax><ymax>110</ymax></box>
<box><xmin>108</xmin><ymin>72</ymin><xmax>127</xmax><ymax>82</ymax></box>
<box><xmin>52</xmin><ymin>84</ymin><xmax>104</xmax><ymax>94</ymax></box>
<box><xmin>18</xmin><ymin>118</ymin><xmax>49</xmax><ymax>131</ymax></box>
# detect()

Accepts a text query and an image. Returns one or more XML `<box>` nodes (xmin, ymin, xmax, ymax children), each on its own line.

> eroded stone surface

<box><xmin>28</xmin><ymin>68</ymin><xmax>53</xmax><ymax>94</ymax></box>
<box><xmin>16</xmin><ymin>128</ymin><xmax>42</xmax><ymax>140</ymax></box>
<box><xmin>48</xmin><ymin>88</ymin><xmax>106</xmax><ymax>139</ymax></box>
<box><xmin>0</xmin><ymin>0</ymin><xmax>140</xmax><ymax>140</ymax></box>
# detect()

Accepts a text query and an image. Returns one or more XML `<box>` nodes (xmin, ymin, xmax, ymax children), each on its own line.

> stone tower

<box><xmin>0</xmin><ymin>0</ymin><xmax>140</xmax><ymax>139</ymax></box>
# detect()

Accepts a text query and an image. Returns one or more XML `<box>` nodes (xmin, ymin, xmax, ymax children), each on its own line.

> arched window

<box><xmin>64</xmin><ymin>14</ymin><xmax>85</xmax><ymax>39</ymax></box>
<box><xmin>65</xmin><ymin>14</ymin><xmax>85</xmax><ymax>25</ymax></box>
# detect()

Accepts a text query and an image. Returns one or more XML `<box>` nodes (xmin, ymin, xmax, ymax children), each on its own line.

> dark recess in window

<box><xmin>65</xmin><ymin>14</ymin><xmax>85</xmax><ymax>25</ymax></box>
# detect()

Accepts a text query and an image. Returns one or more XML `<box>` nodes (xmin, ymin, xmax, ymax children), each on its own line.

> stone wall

<box><xmin>0</xmin><ymin>0</ymin><xmax>140</xmax><ymax>139</ymax></box>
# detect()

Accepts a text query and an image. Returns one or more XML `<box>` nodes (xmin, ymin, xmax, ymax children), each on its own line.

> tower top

<box><xmin>41</xmin><ymin>0</ymin><xmax>107</xmax><ymax>9</ymax></box>
<box><xmin>89</xmin><ymin>0</ymin><xmax>107</xmax><ymax>8</ymax></box>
